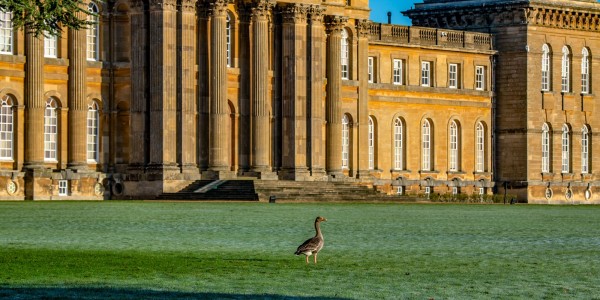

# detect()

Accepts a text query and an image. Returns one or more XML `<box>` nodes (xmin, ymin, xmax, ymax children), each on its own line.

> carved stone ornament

<box><xmin>565</xmin><ymin>188</ymin><xmax>573</xmax><ymax>200</ymax></box>
<box><xmin>585</xmin><ymin>188</ymin><xmax>592</xmax><ymax>201</ymax></box>
<box><xmin>94</xmin><ymin>182</ymin><xmax>105</xmax><ymax>196</ymax></box>
<box><xmin>356</xmin><ymin>19</ymin><xmax>371</xmax><ymax>37</ymax></box>
<box><xmin>181</xmin><ymin>0</ymin><xmax>198</xmax><ymax>12</ymax></box>
<box><xmin>6</xmin><ymin>180</ymin><xmax>18</xmax><ymax>196</ymax></box>
<box><xmin>149</xmin><ymin>0</ymin><xmax>178</xmax><ymax>11</ymax></box>
<box><xmin>278</xmin><ymin>3</ymin><xmax>308</xmax><ymax>24</ymax></box>
<box><xmin>251</xmin><ymin>0</ymin><xmax>275</xmax><ymax>21</ymax></box>
<box><xmin>325</xmin><ymin>15</ymin><xmax>348</xmax><ymax>34</ymax></box>
<box><xmin>208</xmin><ymin>0</ymin><xmax>230</xmax><ymax>17</ymax></box>
<box><xmin>308</xmin><ymin>5</ymin><xmax>325</xmax><ymax>23</ymax></box>
<box><xmin>544</xmin><ymin>187</ymin><xmax>553</xmax><ymax>200</ymax></box>
<box><xmin>130</xmin><ymin>0</ymin><xmax>145</xmax><ymax>13</ymax></box>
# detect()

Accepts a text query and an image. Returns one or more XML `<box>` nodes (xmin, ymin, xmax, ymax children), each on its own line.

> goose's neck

<box><xmin>314</xmin><ymin>221</ymin><xmax>323</xmax><ymax>238</ymax></box>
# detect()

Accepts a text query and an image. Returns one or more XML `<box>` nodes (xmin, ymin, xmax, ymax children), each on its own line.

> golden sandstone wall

<box><xmin>4</xmin><ymin>0</ymin><xmax>598</xmax><ymax>203</ymax></box>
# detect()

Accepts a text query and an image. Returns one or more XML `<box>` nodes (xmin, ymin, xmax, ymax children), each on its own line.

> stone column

<box><xmin>197</xmin><ymin>4</ymin><xmax>210</xmax><ymax>171</ymax></box>
<box><xmin>308</xmin><ymin>5</ymin><xmax>326</xmax><ymax>179</ymax></box>
<box><xmin>148</xmin><ymin>0</ymin><xmax>178</xmax><ymax>174</ymax></box>
<box><xmin>67</xmin><ymin>9</ymin><xmax>89</xmax><ymax>171</ymax></box>
<box><xmin>356</xmin><ymin>19</ymin><xmax>371</xmax><ymax>178</ymax></box>
<box><xmin>206</xmin><ymin>0</ymin><xmax>233</xmax><ymax>177</ymax></box>
<box><xmin>325</xmin><ymin>15</ymin><xmax>347</xmax><ymax>177</ymax></box>
<box><xmin>279</xmin><ymin>3</ymin><xmax>310</xmax><ymax>181</ymax></box>
<box><xmin>250</xmin><ymin>0</ymin><xmax>276</xmax><ymax>179</ymax></box>
<box><xmin>23</xmin><ymin>28</ymin><xmax>45</xmax><ymax>170</ymax></box>
<box><xmin>129</xmin><ymin>0</ymin><xmax>148</xmax><ymax>172</ymax></box>
<box><xmin>179</xmin><ymin>0</ymin><xmax>198</xmax><ymax>173</ymax></box>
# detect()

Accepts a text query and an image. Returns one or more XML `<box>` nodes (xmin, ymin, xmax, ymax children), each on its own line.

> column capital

<box><xmin>308</xmin><ymin>5</ymin><xmax>326</xmax><ymax>24</ymax></box>
<box><xmin>355</xmin><ymin>19</ymin><xmax>371</xmax><ymax>38</ymax></box>
<box><xmin>181</xmin><ymin>0</ymin><xmax>198</xmax><ymax>13</ymax></box>
<box><xmin>251</xmin><ymin>0</ymin><xmax>275</xmax><ymax>21</ymax></box>
<box><xmin>325</xmin><ymin>15</ymin><xmax>348</xmax><ymax>34</ymax></box>
<box><xmin>207</xmin><ymin>0</ymin><xmax>230</xmax><ymax>17</ymax></box>
<box><xmin>130</xmin><ymin>0</ymin><xmax>145</xmax><ymax>13</ymax></box>
<box><xmin>149</xmin><ymin>0</ymin><xmax>177</xmax><ymax>11</ymax></box>
<box><xmin>277</xmin><ymin>3</ymin><xmax>308</xmax><ymax>24</ymax></box>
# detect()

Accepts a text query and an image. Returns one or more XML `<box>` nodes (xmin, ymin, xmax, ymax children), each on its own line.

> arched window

<box><xmin>87</xmin><ymin>102</ymin><xmax>100</xmax><ymax>162</ymax></box>
<box><xmin>44</xmin><ymin>98</ymin><xmax>59</xmax><ymax>161</ymax></box>
<box><xmin>582</xmin><ymin>48</ymin><xmax>590</xmax><ymax>94</ymax></box>
<box><xmin>542</xmin><ymin>123</ymin><xmax>550</xmax><ymax>173</ymax></box>
<box><xmin>422</xmin><ymin>120</ymin><xmax>432</xmax><ymax>171</ymax></box>
<box><xmin>562</xmin><ymin>124</ymin><xmax>570</xmax><ymax>173</ymax></box>
<box><xmin>561</xmin><ymin>46</ymin><xmax>570</xmax><ymax>93</ymax></box>
<box><xmin>44</xmin><ymin>32</ymin><xmax>58</xmax><ymax>58</ymax></box>
<box><xmin>582</xmin><ymin>125</ymin><xmax>590</xmax><ymax>174</ymax></box>
<box><xmin>341</xmin><ymin>114</ymin><xmax>350</xmax><ymax>169</ymax></box>
<box><xmin>0</xmin><ymin>95</ymin><xmax>14</xmax><ymax>160</ymax></box>
<box><xmin>226</xmin><ymin>13</ymin><xmax>232</xmax><ymax>67</ymax></box>
<box><xmin>341</xmin><ymin>28</ymin><xmax>349</xmax><ymax>80</ymax></box>
<box><xmin>368</xmin><ymin>116</ymin><xmax>375</xmax><ymax>170</ymax></box>
<box><xmin>449</xmin><ymin>121</ymin><xmax>459</xmax><ymax>172</ymax></box>
<box><xmin>87</xmin><ymin>3</ymin><xmax>99</xmax><ymax>61</ymax></box>
<box><xmin>541</xmin><ymin>44</ymin><xmax>550</xmax><ymax>91</ymax></box>
<box><xmin>393</xmin><ymin>117</ymin><xmax>404</xmax><ymax>170</ymax></box>
<box><xmin>0</xmin><ymin>10</ymin><xmax>13</xmax><ymax>54</ymax></box>
<box><xmin>475</xmin><ymin>122</ymin><xmax>485</xmax><ymax>172</ymax></box>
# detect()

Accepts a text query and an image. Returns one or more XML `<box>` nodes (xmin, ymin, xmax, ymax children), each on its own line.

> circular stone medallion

<box><xmin>94</xmin><ymin>183</ymin><xmax>105</xmax><ymax>196</ymax></box>
<box><xmin>544</xmin><ymin>188</ymin><xmax>553</xmax><ymax>200</ymax></box>
<box><xmin>6</xmin><ymin>180</ymin><xmax>18</xmax><ymax>195</ymax></box>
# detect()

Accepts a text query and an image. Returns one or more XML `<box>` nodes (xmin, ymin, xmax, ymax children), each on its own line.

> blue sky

<box><xmin>369</xmin><ymin>0</ymin><xmax>420</xmax><ymax>25</ymax></box>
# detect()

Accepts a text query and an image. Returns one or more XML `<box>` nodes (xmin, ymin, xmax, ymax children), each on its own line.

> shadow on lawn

<box><xmin>0</xmin><ymin>287</ymin><xmax>351</xmax><ymax>300</ymax></box>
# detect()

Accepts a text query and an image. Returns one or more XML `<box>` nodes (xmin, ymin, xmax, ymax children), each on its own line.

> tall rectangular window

<box><xmin>561</xmin><ymin>47</ymin><xmax>570</xmax><ymax>93</ymax></box>
<box><xmin>0</xmin><ymin>96</ymin><xmax>13</xmax><ymax>160</ymax></box>
<box><xmin>582</xmin><ymin>127</ymin><xmax>589</xmax><ymax>174</ymax></box>
<box><xmin>0</xmin><ymin>10</ymin><xmax>13</xmax><ymax>55</ymax></box>
<box><xmin>448</xmin><ymin>63</ymin><xmax>458</xmax><ymax>89</ymax></box>
<box><xmin>393</xmin><ymin>59</ymin><xmax>403</xmax><ymax>85</ymax></box>
<box><xmin>342</xmin><ymin>115</ymin><xmax>349</xmax><ymax>168</ymax></box>
<box><xmin>87</xmin><ymin>104</ymin><xmax>99</xmax><ymax>162</ymax></box>
<box><xmin>422</xmin><ymin>120</ymin><xmax>431</xmax><ymax>171</ymax></box>
<box><xmin>476</xmin><ymin>123</ymin><xmax>485</xmax><ymax>172</ymax></box>
<box><xmin>541</xmin><ymin>45</ymin><xmax>550</xmax><ymax>91</ymax></box>
<box><xmin>368</xmin><ymin>117</ymin><xmax>374</xmax><ymax>170</ymax></box>
<box><xmin>582</xmin><ymin>49</ymin><xmax>590</xmax><ymax>94</ymax></box>
<box><xmin>421</xmin><ymin>61</ymin><xmax>431</xmax><ymax>87</ymax></box>
<box><xmin>87</xmin><ymin>3</ymin><xmax>99</xmax><ymax>61</ymax></box>
<box><xmin>475</xmin><ymin>66</ymin><xmax>485</xmax><ymax>91</ymax></box>
<box><xmin>542</xmin><ymin>124</ymin><xmax>550</xmax><ymax>173</ymax></box>
<box><xmin>562</xmin><ymin>125</ymin><xmax>570</xmax><ymax>173</ymax></box>
<box><xmin>449</xmin><ymin>121</ymin><xmax>458</xmax><ymax>171</ymax></box>
<box><xmin>368</xmin><ymin>56</ymin><xmax>374</xmax><ymax>83</ymax></box>
<box><xmin>341</xmin><ymin>29</ymin><xmax>349</xmax><ymax>80</ymax></box>
<box><xmin>44</xmin><ymin>100</ymin><xmax>58</xmax><ymax>161</ymax></box>
<box><xmin>394</xmin><ymin>118</ymin><xmax>403</xmax><ymax>170</ymax></box>
<box><xmin>44</xmin><ymin>33</ymin><xmax>58</xmax><ymax>58</ymax></box>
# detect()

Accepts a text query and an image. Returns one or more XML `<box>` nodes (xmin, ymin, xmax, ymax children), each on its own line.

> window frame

<box><xmin>341</xmin><ymin>114</ymin><xmax>350</xmax><ymax>169</ymax></box>
<box><xmin>341</xmin><ymin>29</ymin><xmax>349</xmax><ymax>80</ymax></box>
<box><xmin>582</xmin><ymin>48</ymin><xmax>590</xmax><ymax>94</ymax></box>
<box><xmin>475</xmin><ymin>66</ymin><xmax>485</xmax><ymax>91</ymax></box>
<box><xmin>562</xmin><ymin>124</ymin><xmax>570</xmax><ymax>173</ymax></box>
<box><xmin>422</xmin><ymin>119</ymin><xmax>431</xmax><ymax>171</ymax></box>
<box><xmin>226</xmin><ymin>13</ymin><xmax>232</xmax><ymax>67</ymax></box>
<box><xmin>448</xmin><ymin>63</ymin><xmax>458</xmax><ymax>89</ymax></box>
<box><xmin>475</xmin><ymin>122</ymin><xmax>485</xmax><ymax>172</ymax></box>
<box><xmin>582</xmin><ymin>126</ymin><xmax>590</xmax><ymax>174</ymax></box>
<box><xmin>44</xmin><ymin>32</ymin><xmax>58</xmax><ymax>58</ymax></box>
<box><xmin>542</xmin><ymin>123</ymin><xmax>550</xmax><ymax>173</ymax></box>
<box><xmin>561</xmin><ymin>46</ymin><xmax>570</xmax><ymax>93</ymax></box>
<box><xmin>58</xmin><ymin>180</ymin><xmax>69</xmax><ymax>196</ymax></box>
<box><xmin>368</xmin><ymin>116</ymin><xmax>375</xmax><ymax>170</ymax></box>
<box><xmin>541</xmin><ymin>44</ymin><xmax>551</xmax><ymax>92</ymax></box>
<box><xmin>0</xmin><ymin>10</ymin><xmax>13</xmax><ymax>55</ymax></box>
<box><xmin>421</xmin><ymin>61</ymin><xmax>431</xmax><ymax>87</ymax></box>
<box><xmin>87</xmin><ymin>102</ymin><xmax>100</xmax><ymax>163</ymax></box>
<box><xmin>0</xmin><ymin>95</ymin><xmax>14</xmax><ymax>160</ymax></box>
<box><xmin>393</xmin><ymin>59</ymin><xmax>403</xmax><ymax>85</ymax></box>
<box><xmin>393</xmin><ymin>117</ymin><xmax>404</xmax><ymax>170</ymax></box>
<box><xmin>44</xmin><ymin>98</ymin><xmax>59</xmax><ymax>162</ymax></box>
<box><xmin>368</xmin><ymin>56</ymin><xmax>374</xmax><ymax>83</ymax></box>
<box><xmin>449</xmin><ymin>121</ymin><xmax>459</xmax><ymax>172</ymax></box>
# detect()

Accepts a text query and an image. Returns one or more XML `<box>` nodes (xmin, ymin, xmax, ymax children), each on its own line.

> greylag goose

<box><xmin>295</xmin><ymin>216</ymin><xmax>327</xmax><ymax>264</ymax></box>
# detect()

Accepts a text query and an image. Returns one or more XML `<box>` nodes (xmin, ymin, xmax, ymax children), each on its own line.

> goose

<box><xmin>295</xmin><ymin>216</ymin><xmax>327</xmax><ymax>264</ymax></box>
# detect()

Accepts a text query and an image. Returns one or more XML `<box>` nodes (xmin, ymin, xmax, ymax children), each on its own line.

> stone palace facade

<box><xmin>0</xmin><ymin>0</ymin><xmax>596</xmax><ymax>203</ymax></box>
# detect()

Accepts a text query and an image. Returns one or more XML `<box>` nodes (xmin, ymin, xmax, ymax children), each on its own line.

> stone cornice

<box><xmin>406</xmin><ymin>1</ymin><xmax>600</xmax><ymax>32</ymax></box>
<box><xmin>277</xmin><ymin>3</ymin><xmax>308</xmax><ymax>24</ymax></box>
<box><xmin>325</xmin><ymin>15</ymin><xmax>348</xmax><ymax>34</ymax></box>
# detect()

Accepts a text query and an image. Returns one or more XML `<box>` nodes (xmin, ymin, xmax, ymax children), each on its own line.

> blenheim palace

<box><xmin>0</xmin><ymin>0</ymin><xmax>599</xmax><ymax>203</ymax></box>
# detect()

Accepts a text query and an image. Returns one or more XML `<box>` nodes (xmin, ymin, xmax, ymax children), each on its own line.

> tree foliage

<box><xmin>0</xmin><ymin>0</ymin><xmax>97</xmax><ymax>37</ymax></box>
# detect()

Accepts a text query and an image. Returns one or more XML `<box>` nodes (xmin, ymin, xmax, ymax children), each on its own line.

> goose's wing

<box><xmin>295</xmin><ymin>236</ymin><xmax>323</xmax><ymax>255</ymax></box>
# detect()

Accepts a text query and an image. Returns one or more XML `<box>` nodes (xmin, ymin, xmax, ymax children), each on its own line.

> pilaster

<box><xmin>308</xmin><ymin>5</ymin><xmax>327</xmax><ymax>180</ymax></box>
<box><xmin>206</xmin><ymin>0</ymin><xmax>234</xmax><ymax>178</ymax></box>
<box><xmin>356</xmin><ymin>19</ymin><xmax>371</xmax><ymax>179</ymax></box>
<box><xmin>147</xmin><ymin>0</ymin><xmax>179</xmax><ymax>175</ymax></box>
<box><xmin>179</xmin><ymin>0</ymin><xmax>199</xmax><ymax>173</ymax></box>
<box><xmin>67</xmin><ymin>8</ymin><xmax>89</xmax><ymax>171</ymax></box>
<box><xmin>128</xmin><ymin>0</ymin><xmax>148</xmax><ymax>173</ymax></box>
<box><xmin>250</xmin><ymin>0</ymin><xmax>276</xmax><ymax>179</ymax></box>
<box><xmin>278</xmin><ymin>3</ymin><xmax>310</xmax><ymax>181</ymax></box>
<box><xmin>325</xmin><ymin>15</ymin><xmax>347</xmax><ymax>177</ymax></box>
<box><xmin>23</xmin><ymin>28</ymin><xmax>45</xmax><ymax>171</ymax></box>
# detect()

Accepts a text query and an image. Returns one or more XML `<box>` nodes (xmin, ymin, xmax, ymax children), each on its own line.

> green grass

<box><xmin>1</xmin><ymin>202</ymin><xmax>600</xmax><ymax>299</ymax></box>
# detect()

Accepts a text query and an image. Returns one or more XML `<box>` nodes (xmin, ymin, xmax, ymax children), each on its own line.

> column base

<box><xmin>356</xmin><ymin>170</ymin><xmax>373</xmax><ymax>179</ymax></box>
<box><xmin>180</xmin><ymin>164</ymin><xmax>200</xmax><ymax>174</ymax></box>
<box><xmin>279</xmin><ymin>167</ymin><xmax>311</xmax><ymax>181</ymax></box>
<box><xmin>310</xmin><ymin>168</ymin><xmax>328</xmax><ymax>181</ymax></box>
<box><xmin>202</xmin><ymin>170</ymin><xmax>237</xmax><ymax>180</ymax></box>
<box><xmin>67</xmin><ymin>162</ymin><xmax>90</xmax><ymax>172</ymax></box>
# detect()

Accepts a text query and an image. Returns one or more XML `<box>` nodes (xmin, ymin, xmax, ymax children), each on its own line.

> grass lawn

<box><xmin>1</xmin><ymin>202</ymin><xmax>600</xmax><ymax>299</ymax></box>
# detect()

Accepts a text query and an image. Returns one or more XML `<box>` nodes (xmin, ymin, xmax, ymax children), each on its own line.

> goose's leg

<box><xmin>305</xmin><ymin>255</ymin><xmax>309</xmax><ymax>264</ymax></box>
<box><xmin>314</xmin><ymin>253</ymin><xmax>318</xmax><ymax>264</ymax></box>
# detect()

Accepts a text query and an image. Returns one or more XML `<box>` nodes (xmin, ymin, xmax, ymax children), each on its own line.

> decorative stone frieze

<box><xmin>308</xmin><ymin>5</ymin><xmax>325</xmax><ymax>24</ymax></box>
